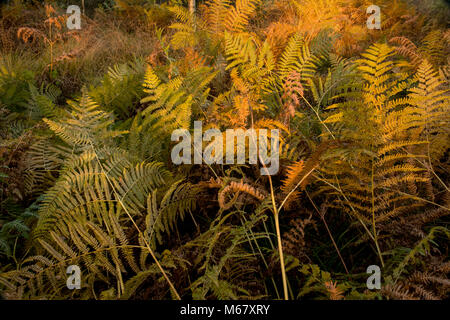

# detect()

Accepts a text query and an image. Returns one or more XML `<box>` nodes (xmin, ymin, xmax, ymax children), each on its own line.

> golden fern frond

<box><xmin>254</xmin><ymin>118</ymin><xmax>289</xmax><ymax>134</ymax></box>
<box><xmin>32</xmin><ymin>145</ymin><xmax>169</xmax><ymax>241</ymax></box>
<box><xmin>22</xmin><ymin>137</ymin><xmax>70</xmax><ymax>196</ymax></box>
<box><xmin>141</xmin><ymin>75</ymin><xmax>192</xmax><ymax>135</ymax></box>
<box><xmin>265</xmin><ymin>22</ymin><xmax>297</xmax><ymax>60</ymax></box>
<box><xmin>281</xmin><ymin>141</ymin><xmax>330</xmax><ymax>206</ymax></box>
<box><xmin>408</xmin><ymin>60</ymin><xmax>450</xmax><ymax>158</ymax></box>
<box><xmin>281</xmin><ymin>160</ymin><xmax>305</xmax><ymax>194</ymax></box>
<box><xmin>224</xmin><ymin>0</ymin><xmax>261</xmax><ymax>33</ymax></box>
<box><xmin>169</xmin><ymin>23</ymin><xmax>198</xmax><ymax>50</ymax></box>
<box><xmin>225</xmin><ymin>32</ymin><xmax>258</xmax><ymax>71</ymax></box>
<box><xmin>141</xmin><ymin>65</ymin><xmax>161</xmax><ymax>102</ymax></box>
<box><xmin>32</xmin><ymin>161</ymin><xmax>111</xmax><ymax>240</ymax></box>
<box><xmin>357</xmin><ymin>44</ymin><xmax>399</xmax><ymax>113</ymax></box>
<box><xmin>140</xmin><ymin>65</ymin><xmax>215</xmax><ymax>141</ymax></box>
<box><xmin>0</xmin><ymin>214</ymin><xmax>148</xmax><ymax>299</ymax></box>
<box><xmin>113</xmin><ymin>161</ymin><xmax>170</xmax><ymax>216</ymax></box>
<box><xmin>278</xmin><ymin>33</ymin><xmax>319</xmax><ymax>82</ymax></box>
<box><xmin>44</xmin><ymin>92</ymin><xmax>126</xmax><ymax>147</ymax></box>
<box><xmin>168</xmin><ymin>5</ymin><xmax>194</xmax><ymax>24</ymax></box>
<box><xmin>202</xmin><ymin>0</ymin><xmax>230</xmax><ymax>34</ymax></box>
<box><xmin>420</xmin><ymin>30</ymin><xmax>447</xmax><ymax>66</ymax></box>
<box><xmin>317</xmin><ymin>43</ymin><xmax>433</xmax><ymax>223</ymax></box>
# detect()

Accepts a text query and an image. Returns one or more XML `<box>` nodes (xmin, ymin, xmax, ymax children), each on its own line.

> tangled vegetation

<box><xmin>0</xmin><ymin>0</ymin><xmax>449</xmax><ymax>300</ymax></box>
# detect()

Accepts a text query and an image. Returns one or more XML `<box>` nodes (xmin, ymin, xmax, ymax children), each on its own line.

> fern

<box><xmin>320</xmin><ymin>44</ymin><xmax>429</xmax><ymax>223</ymax></box>
<box><xmin>391</xmin><ymin>226</ymin><xmax>450</xmax><ymax>282</ymax></box>
<box><xmin>278</xmin><ymin>33</ymin><xmax>319</xmax><ymax>82</ymax></box>
<box><xmin>224</xmin><ymin>0</ymin><xmax>261</xmax><ymax>33</ymax></box>
<box><xmin>189</xmin><ymin>210</ymin><xmax>267</xmax><ymax>299</ymax></box>
<box><xmin>218</xmin><ymin>179</ymin><xmax>267</xmax><ymax>210</ymax></box>
<box><xmin>408</xmin><ymin>60</ymin><xmax>450</xmax><ymax>160</ymax></box>
<box><xmin>204</xmin><ymin>0</ymin><xmax>231</xmax><ymax>35</ymax></box>
<box><xmin>43</xmin><ymin>91</ymin><xmax>127</xmax><ymax>148</ymax></box>
<box><xmin>0</xmin><ymin>214</ymin><xmax>179</xmax><ymax>298</ymax></box>
<box><xmin>145</xmin><ymin>180</ymin><xmax>200</xmax><ymax>248</ymax></box>
<box><xmin>89</xmin><ymin>61</ymin><xmax>145</xmax><ymax>119</ymax></box>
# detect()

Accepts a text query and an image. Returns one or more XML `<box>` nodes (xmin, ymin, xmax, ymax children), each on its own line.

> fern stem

<box><xmin>273</xmin><ymin>208</ymin><xmax>288</xmax><ymax>300</ymax></box>
<box><xmin>268</xmin><ymin>164</ymin><xmax>289</xmax><ymax>300</ymax></box>
<box><xmin>249</xmin><ymin>105</ymin><xmax>289</xmax><ymax>300</ymax></box>
<box><xmin>48</xmin><ymin>10</ymin><xmax>53</xmax><ymax>76</ymax></box>
<box><xmin>371</xmin><ymin>159</ymin><xmax>384</xmax><ymax>268</ymax></box>
<box><xmin>263</xmin><ymin>220</ymin><xmax>276</xmax><ymax>248</ymax></box>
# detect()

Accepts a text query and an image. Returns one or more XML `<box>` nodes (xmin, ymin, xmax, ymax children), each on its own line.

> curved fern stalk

<box><xmin>305</xmin><ymin>191</ymin><xmax>349</xmax><ymax>274</ymax></box>
<box><xmin>218</xmin><ymin>179</ymin><xmax>267</xmax><ymax>210</ymax></box>
<box><xmin>279</xmin><ymin>164</ymin><xmax>318</xmax><ymax>213</ymax></box>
